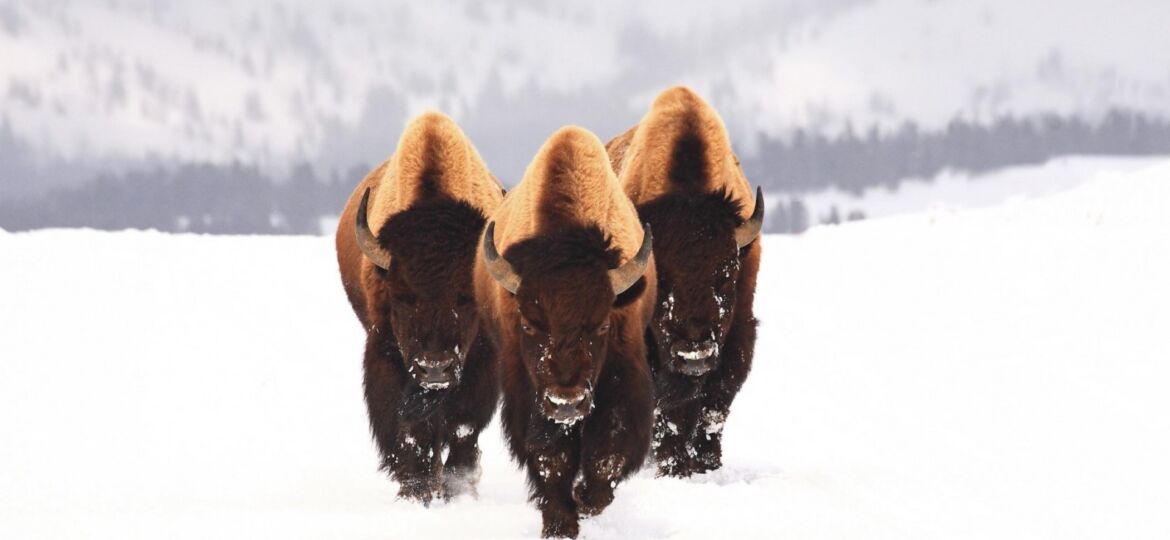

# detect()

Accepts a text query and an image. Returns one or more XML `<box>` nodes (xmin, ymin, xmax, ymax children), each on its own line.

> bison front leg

<box><xmin>526</xmin><ymin>432</ymin><xmax>582</xmax><ymax>538</ymax></box>
<box><xmin>441</xmin><ymin>338</ymin><xmax>498</xmax><ymax>499</ymax></box>
<box><xmin>689</xmin><ymin>404</ymin><xmax>727</xmax><ymax>474</ymax></box>
<box><xmin>363</xmin><ymin>337</ymin><xmax>405</xmax><ymax>474</ymax></box>
<box><xmin>390</xmin><ymin>420</ymin><xmax>443</xmax><ymax>505</ymax></box>
<box><xmin>652</xmin><ymin>401</ymin><xmax>702</xmax><ymax>477</ymax></box>
<box><xmin>691</xmin><ymin>319</ymin><xmax>755</xmax><ymax>474</ymax></box>
<box><xmin>575</xmin><ymin>366</ymin><xmax>652</xmax><ymax>515</ymax></box>
<box><xmin>441</xmin><ymin>423</ymin><xmax>482</xmax><ymax>499</ymax></box>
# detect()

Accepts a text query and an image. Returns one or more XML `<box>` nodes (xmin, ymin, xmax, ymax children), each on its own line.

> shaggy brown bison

<box><xmin>335</xmin><ymin>111</ymin><xmax>504</xmax><ymax>503</ymax></box>
<box><xmin>606</xmin><ymin>87</ymin><xmax>763</xmax><ymax>478</ymax></box>
<box><xmin>474</xmin><ymin>126</ymin><xmax>657</xmax><ymax>538</ymax></box>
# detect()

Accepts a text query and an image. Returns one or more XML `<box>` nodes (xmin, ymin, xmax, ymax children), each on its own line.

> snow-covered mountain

<box><xmin>2</xmin><ymin>0</ymin><xmax>1168</xmax><ymax>186</ymax></box>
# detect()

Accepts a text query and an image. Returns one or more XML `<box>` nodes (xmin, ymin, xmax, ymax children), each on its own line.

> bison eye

<box><xmin>520</xmin><ymin>320</ymin><xmax>536</xmax><ymax>335</ymax></box>
<box><xmin>455</xmin><ymin>294</ymin><xmax>474</xmax><ymax>307</ymax></box>
<box><xmin>595</xmin><ymin>321</ymin><xmax>611</xmax><ymax>336</ymax></box>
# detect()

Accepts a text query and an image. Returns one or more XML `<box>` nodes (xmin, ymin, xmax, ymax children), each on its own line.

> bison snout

<box><xmin>542</xmin><ymin>388</ymin><xmax>593</xmax><ymax>425</ymax></box>
<box><xmin>411</xmin><ymin>351</ymin><xmax>460</xmax><ymax>390</ymax></box>
<box><xmin>669</xmin><ymin>340</ymin><xmax>720</xmax><ymax>376</ymax></box>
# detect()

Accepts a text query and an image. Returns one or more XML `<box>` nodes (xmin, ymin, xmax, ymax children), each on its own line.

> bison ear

<box><xmin>612</xmin><ymin>276</ymin><xmax>647</xmax><ymax>309</ymax></box>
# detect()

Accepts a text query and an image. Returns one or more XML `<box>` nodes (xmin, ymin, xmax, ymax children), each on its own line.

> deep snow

<box><xmin>2</xmin><ymin>160</ymin><xmax>1169</xmax><ymax>538</ymax></box>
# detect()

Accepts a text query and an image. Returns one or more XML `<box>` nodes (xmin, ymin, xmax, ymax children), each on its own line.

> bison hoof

<box><xmin>397</xmin><ymin>479</ymin><xmax>439</xmax><ymax>506</ymax></box>
<box><xmin>441</xmin><ymin>467</ymin><xmax>481</xmax><ymax>500</ymax></box>
<box><xmin>657</xmin><ymin>462</ymin><xmax>691</xmax><ymax>478</ymax></box>
<box><xmin>541</xmin><ymin>511</ymin><xmax>580</xmax><ymax>539</ymax></box>
<box><xmin>655</xmin><ymin>453</ymin><xmax>695</xmax><ymax>478</ymax></box>
<box><xmin>656</xmin><ymin>454</ymin><xmax>721</xmax><ymax>478</ymax></box>
<box><xmin>691</xmin><ymin>451</ymin><xmax>722</xmax><ymax>474</ymax></box>
<box><xmin>572</xmin><ymin>480</ymin><xmax>615</xmax><ymax>517</ymax></box>
<box><xmin>692</xmin><ymin>435</ymin><xmax>724</xmax><ymax>473</ymax></box>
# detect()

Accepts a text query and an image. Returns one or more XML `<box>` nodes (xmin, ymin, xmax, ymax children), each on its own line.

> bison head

<box><xmin>484</xmin><ymin>222</ymin><xmax>651</xmax><ymax>425</ymax></box>
<box><xmin>639</xmin><ymin>187</ymin><xmax>762</xmax><ymax>377</ymax></box>
<box><xmin>356</xmin><ymin>188</ymin><xmax>486</xmax><ymax>391</ymax></box>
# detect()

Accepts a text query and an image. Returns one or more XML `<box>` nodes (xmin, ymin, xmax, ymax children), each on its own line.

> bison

<box><xmin>335</xmin><ymin>112</ymin><xmax>503</xmax><ymax>503</ymax></box>
<box><xmin>606</xmin><ymin>87</ymin><xmax>764</xmax><ymax>477</ymax></box>
<box><xmin>474</xmin><ymin>126</ymin><xmax>657</xmax><ymax>538</ymax></box>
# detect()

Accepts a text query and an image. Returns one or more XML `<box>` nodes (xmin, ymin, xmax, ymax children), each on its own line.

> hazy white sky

<box><xmin>1</xmin><ymin>0</ymin><xmax>1168</xmax><ymax>180</ymax></box>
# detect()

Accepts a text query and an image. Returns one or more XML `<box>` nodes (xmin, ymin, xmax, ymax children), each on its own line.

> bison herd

<box><xmin>335</xmin><ymin>86</ymin><xmax>763</xmax><ymax>538</ymax></box>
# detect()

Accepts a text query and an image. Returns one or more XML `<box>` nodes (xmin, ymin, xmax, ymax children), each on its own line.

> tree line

<box><xmin>0</xmin><ymin>162</ymin><xmax>358</xmax><ymax>235</ymax></box>
<box><xmin>750</xmin><ymin>109</ymin><xmax>1170</xmax><ymax>233</ymax></box>
<box><xmin>3</xmin><ymin>109</ymin><xmax>1169</xmax><ymax>235</ymax></box>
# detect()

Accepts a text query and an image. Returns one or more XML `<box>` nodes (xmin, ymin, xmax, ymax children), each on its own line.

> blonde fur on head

<box><xmin>610</xmin><ymin>86</ymin><xmax>754</xmax><ymax>219</ymax></box>
<box><xmin>367</xmin><ymin>111</ymin><xmax>503</xmax><ymax>235</ymax></box>
<box><xmin>335</xmin><ymin>111</ymin><xmax>502</xmax><ymax>325</ymax></box>
<box><xmin>488</xmin><ymin>125</ymin><xmax>644</xmax><ymax>264</ymax></box>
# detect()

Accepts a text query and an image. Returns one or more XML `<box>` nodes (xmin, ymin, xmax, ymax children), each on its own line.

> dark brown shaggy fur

<box><xmin>474</xmin><ymin>127</ymin><xmax>656</xmax><ymax>537</ymax></box>
<box><xmin>634</xmin><ymin>190</ymin><xmax>759</xmax><ymax>477</ymax></box>
<box><xmin>606</xmin><ymin>87</ymin><xmax>762</xmax><ymax>478</ymax></box>
<box><xmin>356</xmin><ymin>198</ymin><xmax>499</xmax><ymax>503</ymax></box>
<box><xmin>335</xmin><ymin>112</ymin><xmax>501</xmax><ymax>503</ymax></box>
<box><xmin>338</xmin><ymin>200</ymin><xmax>499</xmax><ymax>503</ymax></box>
<box><xmin>480</xmin><ymin>225</ymin><xmax>653</xmax><ymax>538</ymax></box>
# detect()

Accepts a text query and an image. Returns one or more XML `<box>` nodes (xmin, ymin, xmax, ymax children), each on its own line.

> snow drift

<box><xmin>2</xmin><ymin>160</ymin><xmax>1168</xmax><ymax>538</ymax></box>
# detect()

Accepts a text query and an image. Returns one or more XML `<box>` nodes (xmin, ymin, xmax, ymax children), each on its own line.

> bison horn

<box><xmin>483</xmin><ymin>221</ymin><xmax>521</xmax><ymax>294</ymax></box>
<box><xmin>735</xmin><ymin>186</ymin><xmax>765</xmax><ymax>249</ymax></box>
<box><xmin>609</xmin><ymin>223</ymin><xmax>652</xmax><ymax>295</ymax></box>
<box><xmin>355</xmin><ymin>187</ymin><xmax>391</xmax><ymax>270</ymax></box>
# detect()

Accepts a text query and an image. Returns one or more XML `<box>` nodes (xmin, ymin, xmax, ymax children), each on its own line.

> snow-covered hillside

<box><xmin>2</xmin><ymin>160</ymin><xmax>1169</xmax><ymax>538</ymax></box>
<box><xmin>795</xmin><ymin>155</ymin><xmax>1170</xmax><ymax>223</ymax></box>
<box><xmin>2</xmin><ymin>0</ymin><xmax>1168</xmax><ymax>175</ymax></box>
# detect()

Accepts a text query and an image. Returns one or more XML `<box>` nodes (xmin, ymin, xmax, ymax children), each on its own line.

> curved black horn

<box><xmin>355</xmin><ymin>187</ymin><xmax>391</xmax><ymax>269</ymax></box>
<box><xmin>609</xmin><ymin>223</ymin><xmax>652</xmax><ymax>295</ymax></box>
<box><xmin>482</xmin><ymin>221</ymin><xmax>521</xmax><ymax>294</ymax></box>
<box><xmin>735</xmin><ymin>186</ymin><xmax>764</xmax><ymax>249</ymax></box>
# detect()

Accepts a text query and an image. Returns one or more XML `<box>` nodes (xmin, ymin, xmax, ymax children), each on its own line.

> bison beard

<box><xmin>492</xmin><ymin>227</ymin><xmax>654</xmax><ymax>538</ymax></box>
<box><xmin>363</xmin><ymin>322</ymin><xmax>497</xmax><ymax>503</ymax></box>
<box><xmin>360</xmin><ymin>199</ymin><xmax>500</xmax><ymax>504</ymax></box>
<box><xmin>636</xmin><ymin>190</ymin><xmax>761</xmax><ymax>478</ymax></box>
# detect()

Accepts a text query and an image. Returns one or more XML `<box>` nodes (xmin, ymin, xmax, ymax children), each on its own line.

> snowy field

<box><xmin>796</xmin><ymin>155</ymin><xmax>1169</xmax><ymax>222</ymax></box>
<box><xmin>3</xmin><ymin>161</ymin><xmax>1169</xmax><ymax>539</ymax></box>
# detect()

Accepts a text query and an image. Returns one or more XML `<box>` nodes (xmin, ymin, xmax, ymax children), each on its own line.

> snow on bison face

<box><xmin>357</xmin><ymin>189</ymin><xmax>487</xmax><ymax>391</ymax></box>
<box><xmin>638</xmin><ymin>188</ymin><xmax>763</xmax><ymax>377</ymax></box>
<box><xmin>483</xmin><ymin>222</ymin><xmax>651</xmax><ymax>425</ymax></box>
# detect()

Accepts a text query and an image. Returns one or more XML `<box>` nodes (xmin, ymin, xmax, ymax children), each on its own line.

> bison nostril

<box><xmin>544</xmin><ymin>389</ymin><xmax>592</xmax><ymax>424</ymax></box>
<box><xmin>413</xmin><ymin>352</ymin><xmax>459</xmax><ymax>389</ymax></box>
<box><xmin>418</xmin><ymin>357</ymin><xmax>453</xmax><ymax>372</ymax></box>
<box><xmin>670</xmin><ymin>340</ymin><xmax>719</xmax><ymax>376</ymax></box>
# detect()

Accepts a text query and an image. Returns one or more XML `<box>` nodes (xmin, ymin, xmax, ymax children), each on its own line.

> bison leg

<box><xmin>441</xmin><ymin>423</ymin><xmax>482</xmax><ymax>499</ymax></box>
<box><xmin>526</xmin><ymin>431</ymin><xmax>582</xmax><ymax>538</ymax></box>
<box><xmin>691</xmin><ymin>320</ymin><xmax>755</xmax><ymax>474</ymax></box>
<box><xmin>688</xmin><ymin>405</ymin><xmax>727</xmax><ymax>474</ymax></box>
<box><xmin>574</xmin><ymin>363</ymin><xmax>652</xmax><ymax>515</ymax></box>
<box><xmin>441</xmin><ymin>338</ymin><xmax>498</xmax><ymax>499</ymax></box>
<box><xmin>390</xmin><ymin>420</ymin><xmax>444</xmax><ymax>505</ymax></box>
<box><xmin>365</xmin><ymin>335</ymin><xmax>442</xmax><ymax>502</ymax></box>
<box><xmin>363</xmin><ymin>337</ymin><xmax>405</xmax><ymax>475</ymax></box>
<box><xmin>653</xmin><ymin>401</ymin><xmax>702</xmax><ymax>477</ymax></box>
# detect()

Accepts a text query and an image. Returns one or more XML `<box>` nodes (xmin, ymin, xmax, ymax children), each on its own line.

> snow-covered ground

<box><xmin>2</xmin><ymin>160</ymin><xmax>1169</xmax><ymax>538</ymax></box>
<box><xmin>796</xmin><ymin>155</ymin><xmax>1169</xmax><ymax>222</ymax></box>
